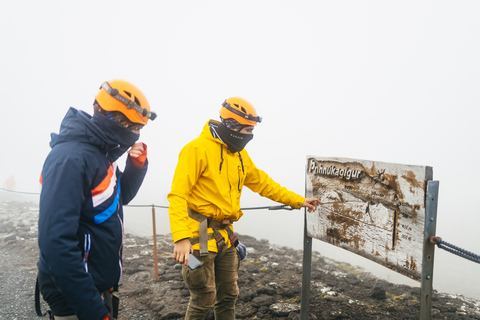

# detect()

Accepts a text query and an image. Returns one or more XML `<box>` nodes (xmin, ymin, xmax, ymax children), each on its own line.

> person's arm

<box><xmin>243</xmin><ymin>152</ymin><xmax>321</xmax><ymax>210</ymax></box>
<box><xmin>167</xmin><ymin>143</ymin><xmax>204</xmax><ymax>266</ymax></box>
<box><xmin>38</xmin><ymin>152</ymin><xmax>109</xmax><ymax>320</ymax></box>
<box><xmin>244</xmin><ymin>160</ymin><xmax>304</xmax><ymax>207</ymax></box>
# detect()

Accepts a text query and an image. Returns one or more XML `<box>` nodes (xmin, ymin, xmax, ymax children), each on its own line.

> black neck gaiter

<box><xmin>216</xmin><ymin>122</ymin><xmax>253</xmax><ymax>153</ymax></box>
<box><xmin>92</xmin><ymin>110</ymin><xmax>140</xmax><ymax>162</ymax></box>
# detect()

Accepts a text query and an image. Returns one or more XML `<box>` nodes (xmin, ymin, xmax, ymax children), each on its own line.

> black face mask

<box><xmin>216</xmin><ymin>122</ymin><xmax>253</xmax><ymax>153</ymax></box>
<box><xmin>92</xmin><ymin>110</ymin><xmax>140</xmax><ymax>162</ymax></box>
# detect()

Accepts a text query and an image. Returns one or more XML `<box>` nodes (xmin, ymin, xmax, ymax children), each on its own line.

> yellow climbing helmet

<box><xmin>219</xmin><ymin>97</ymin><xmax>262</xmax><ymax>126</ymax></box>
<box><xmin>95</xmin><ymin>79</ymin><xmax>156</xmax><ymax>125</ymax></box>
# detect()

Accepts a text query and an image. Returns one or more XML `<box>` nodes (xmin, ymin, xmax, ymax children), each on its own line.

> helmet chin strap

<box><xmin>100</xmin><ymin>82</ymin><xmax>157</xmax><ymax>120</ymax></box>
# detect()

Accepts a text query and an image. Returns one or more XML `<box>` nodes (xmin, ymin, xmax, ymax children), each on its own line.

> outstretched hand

<box><xmin>302</xmin><ymin>198</ymin><xmax>322</xmax><ymax>212</ymax></box>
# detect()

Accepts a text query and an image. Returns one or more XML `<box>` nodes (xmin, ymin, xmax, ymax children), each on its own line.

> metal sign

<box><xmin>306</xmin><ymin>156</ymin><xmax>433</xmax><ymax>280</ymax></box>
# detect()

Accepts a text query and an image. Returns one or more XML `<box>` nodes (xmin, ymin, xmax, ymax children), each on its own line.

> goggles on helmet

<box><xmin>222</xmin><ymin>100</ymin><xmax>262</xmax><ymax>123</ymax></box>
<box><xmin>100</xmin><ymin>82</ymin><xmax>157</xmax><ymax>121</ymax></box>
<box><xmin>104</xmin><ymin>111</ymin><xmax>145</xmax><ymax>132</ymax></box>
<box><xmin>221</xmin><ymin>117</ymin><xmax>246</xmax><ymax>130</ymax></box>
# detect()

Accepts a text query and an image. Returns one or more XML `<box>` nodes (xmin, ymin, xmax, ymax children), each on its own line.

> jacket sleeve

<box><xmin>243</xmin><ymin>152</ymin><xmax>305</xmax><ymax>209</ymax></box>
<box><xmin>119</xmin><ymin>156</ymin><xmax>148</xmax><ymax>205</ymax></box>
<box><xmin>38</xmin><ymin>153</ymin><xmax>109</xmax><ymax>320</ymax></box>
<box><xmin>167</xmin><ymin>142</ymin><xmax>205</xmax><ymax>242</ymax></box>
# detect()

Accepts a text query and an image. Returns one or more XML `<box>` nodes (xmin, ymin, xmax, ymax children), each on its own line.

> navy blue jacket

<box><xmin>38</xmin><ymin>107</ymin><xmax>148</xmax><ymax>320</ymax></box>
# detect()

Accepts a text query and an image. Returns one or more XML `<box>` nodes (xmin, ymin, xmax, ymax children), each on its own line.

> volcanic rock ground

<box><xmin>1</xmin><ymin>199</ymin><xmax>479</xmax><ymax>319</ymax></box>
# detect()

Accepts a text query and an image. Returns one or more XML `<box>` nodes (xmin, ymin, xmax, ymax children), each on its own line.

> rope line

<box><xmin>125</xmin><ymin>204</ymin><xmax>295</xmax><ymax>211</ymax></box>
<box><xmin>126</xmin><ymin>204</ymin><xmax>169</xmax><ymax>209</ymax></box>
<box><xmin>0</xmin><ymin>187</ymin><xmax>40</xmax><ymax>195</ymax></box>
<box><xmin>434</xmin><ymin>238</ymin><xmax>480</xmax><ymax>264</ymax></box>
<box><xmin>242</xmin><ymin>204</ymin><xmax>295</xmax><ymax>211</ymax></box>
<box><xmin>4</xmin><ymin>186</ymin><xmax>480</xmax><ymax>265</ymax></box>
<box><xmin>0</xmin><ymin>187</ymin><xmax>294</xmax><ymax>211</ymax></box>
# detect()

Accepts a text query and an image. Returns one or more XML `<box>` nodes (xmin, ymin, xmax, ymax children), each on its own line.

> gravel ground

<box><xmin>0</xmin><ymin>198</ymin><xmax>153</xmax><ymax>320</ymax></box>
<box><xmin>2</xmin><ymin>199</ymin><xmax>480</xmax><ymax>320</ymax></box>
<box><xmin>0</xmin><ymin>239</ymin><xmax>45</xmax><ymax>319</ymax></box>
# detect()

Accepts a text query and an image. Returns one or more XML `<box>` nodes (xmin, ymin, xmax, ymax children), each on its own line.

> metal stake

<box><xmin>300</xmin><ymin>209</ymin><xmax>312</xmax><ymax>320</ymax></box>
<box><xmin>419</xmin><ymin>180</ymin><xmax>439</xmax><ymax>319</ymax></box>
<box><xmin>152</xmin><ymin>205</ymin><xmax>158</xmax><ymax>281</ymax></box>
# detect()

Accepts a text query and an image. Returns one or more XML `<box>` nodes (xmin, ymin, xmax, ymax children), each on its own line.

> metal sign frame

<box><xmin>300</xmin><ymin>157</ymin><xmax>438</xmax><ymax>320</ymax></box>
<box><xmin>420</xmin><ymin>180</ymin><xmax>439</xmax><ymax>319</ymax></box>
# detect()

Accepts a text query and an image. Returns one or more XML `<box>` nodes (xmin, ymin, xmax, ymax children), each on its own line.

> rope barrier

<box><xmin>0</xmin><ymin>187</ymin><xmax>39</xmax><ymax>195</ymax></box>
<box><xmin>0</xmin><ymin>187</ymin><xmax>294</xmax><ymax>211</ymax></box>
<box><xmin>4</xmin><ymin>186</ymin><xmax>480</xmax><ymax>265</ymax></box>
<box><xmin>126</xmin><ymin>204</ymin><xmax>169</xmax><ymax>209</ymax></box>
<box><xmin>242</xmin><ymin>204</ymin><xmax>295</xmax><ymax>211</ymax></box>
<box><xmin>430</xmin><ymin>237</ymin><xmax>480</xmax><ymax>264</ymax></box>
<box><xmin>125</xmin><ymin>204</ymin><xmax>296</xmax><ymax>211</ymax></box>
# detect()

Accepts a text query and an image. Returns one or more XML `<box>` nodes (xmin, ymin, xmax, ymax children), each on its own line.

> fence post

<box><xmin>419</xmin><ymin>180</ymin><xmax>439</xmax><ymax>319</ymax></box>
<box><xmin>300</xmin><ymin>209</ymin><xmax>312</xmax><ymax>320</ymax></box>
<box><xmin>152</xmin><ymin>205</ymin><xmax>159</xmax><ymax>281</ymax></box>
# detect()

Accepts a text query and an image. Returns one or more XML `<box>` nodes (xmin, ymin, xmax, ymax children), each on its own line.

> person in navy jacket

<box><xmin>37</xmin><ymin>80</ymin><xmax>156</xmax><ymax>320</ymax></box>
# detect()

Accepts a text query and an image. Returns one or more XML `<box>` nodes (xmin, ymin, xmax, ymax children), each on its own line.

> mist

<box><xmin>1</xmin><ymin>1</ymin><xmax>479</xmax><ymax>300</ymax></box>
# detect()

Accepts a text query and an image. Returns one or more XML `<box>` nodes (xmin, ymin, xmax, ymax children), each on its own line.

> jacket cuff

<box><xmin>172</xmin><ymin>231</ymin><xmax>193</xmax><ymax>243</ymax></box>
<box><xmin>291</xmin><ymin>195</ymin><xmax>305</xmax><ymax>209</ymax></box>
<box><xmin>130</xmin><ymin>143</ymin><xmax>147</xmax><ymax>168</ymax></box>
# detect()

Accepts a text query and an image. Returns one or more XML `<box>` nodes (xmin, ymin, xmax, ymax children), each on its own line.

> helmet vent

<box><xmin>123</xmin><ymin>90</ymin><xmax>142</xmax><ymax>106</ymax></box>
<box><xmin>234</xmin><ymin>103</ymin><xmax>247</xmax><ymax>114</ymax></box>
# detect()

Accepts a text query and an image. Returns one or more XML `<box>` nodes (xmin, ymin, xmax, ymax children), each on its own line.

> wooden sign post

<box><xmin>301</xmin><ymin>156</ymin><xmax>437</xmax><ymax>319</ymax></box>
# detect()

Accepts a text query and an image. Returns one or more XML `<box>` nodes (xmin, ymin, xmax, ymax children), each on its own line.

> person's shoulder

<box><xmin>52</xmin><ymin>140</ymin><xmax>98</xmax><ymax>154</ymax></box>
<box><xmin>240</xmin><ymin>148</ymin><xmax>252</xmax><ymax>160</ymax></box>
<box><xmin>48</xmin><ymin>141</ymin><xmax>102</xmax><ymax>166</ymax></box>
<box><xmin>181</xmin><ymin>135</ymin><xmax>208</xmax><ymax>151</ymax></box>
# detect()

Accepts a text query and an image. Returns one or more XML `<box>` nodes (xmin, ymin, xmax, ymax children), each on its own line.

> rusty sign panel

<box><xmin>306</xmin><ymin>156</ymin><xmax>433</xmax><ymax>280</ymax></box>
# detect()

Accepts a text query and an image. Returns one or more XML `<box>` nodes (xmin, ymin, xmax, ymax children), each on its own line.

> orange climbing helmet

<box><xmin>95</xmin><ymin>79</ymin><xmax>156</xmax><ymax>125</ymax></box>
<box><xmin>219</xmin><ymin>97</ymin><xmax>262</xmax><ymax>126</ymax></box>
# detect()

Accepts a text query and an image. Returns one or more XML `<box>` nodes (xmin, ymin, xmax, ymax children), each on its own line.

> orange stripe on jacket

<box><xmin>91</xmin><ymin>163</ymin><xmax>118</xmax><ymax>208</ymax></box>
<box><xmin>91</xmin><ymin>165</ymin><xmax>114</xmax><ymax>197</ymax></box>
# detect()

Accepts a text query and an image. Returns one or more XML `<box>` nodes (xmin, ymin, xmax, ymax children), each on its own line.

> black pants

<box><xmin>37</xmin><ymin>271</ymin><xmax>76</xmax><ymax>317</ymax></box>
<box><xmin>37</xmin><ymin>271</ymin><xmax>116</xmax><ymax>319</ymax></box>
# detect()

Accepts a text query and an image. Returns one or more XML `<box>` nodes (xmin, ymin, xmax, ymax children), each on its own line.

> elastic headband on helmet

<box><xmin>222</xmin><ymin>101</ymin><xmax>262</xmax><ymax>123</ymax></box>
<box><xmin>100</xmin><ymin>82</ymin><xmax>157</xmax><ymax>121</ymax></box>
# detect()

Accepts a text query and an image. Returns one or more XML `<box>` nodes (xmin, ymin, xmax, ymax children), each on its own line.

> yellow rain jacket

<box><xmin>168</xmin><ymin>120</ymin><xmax>305</xmax><ymax>252</ymax></box>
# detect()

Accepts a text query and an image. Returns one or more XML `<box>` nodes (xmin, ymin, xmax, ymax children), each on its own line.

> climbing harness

<box><xmin>102</xmin><ymin>288</ymin><xmax>119</xmax><ymax>319</ymax></box>
<box><xmin>430</xmin><ymin>236</ymin><xmax>480</xmax><ymax>264</ymax></box>
<box><xmin>188</xmin><ymin>208</ymin><xmax>239</xmax><ymax>258</ymax></box>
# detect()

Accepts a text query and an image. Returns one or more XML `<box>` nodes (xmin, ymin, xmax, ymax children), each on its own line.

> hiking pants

<box><xmin>182</xmin><ymin>245</ymin><xmax>240</xmax><ymax>320</ymax></box>
<box><xmin>37</xmin><ymin>271</ymin><xmax>77</xmax><ymax>318</ymax></box>
<box><xmin>37</xmin><ymin>271</ymin><xmax>114</xmax><ymax>320</ymax></box>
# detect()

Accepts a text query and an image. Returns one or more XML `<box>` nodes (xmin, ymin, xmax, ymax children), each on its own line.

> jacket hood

<box><xmin>204</xmin><ymin>119</ymin><xmax>224</xmax><ymax>144</ymax></box>
<box><xmin>50</xmin><ymin>107</ymin><xmax>139</xmax><ymax>161</ymax></box>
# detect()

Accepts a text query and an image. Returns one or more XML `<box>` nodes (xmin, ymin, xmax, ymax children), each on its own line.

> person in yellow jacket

<box><xmin>168</xmin><ymin>97</ymin><xmax>321</xmax><ymax>320</ymax></box>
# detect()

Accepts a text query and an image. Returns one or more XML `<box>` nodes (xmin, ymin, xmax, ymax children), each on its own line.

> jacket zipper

<box><xmin>84</xmin><ymin>233</ymin><xmax>91</xmax><ymax>272</ymax></box>
<box><xmin>238</xmin><ymin>152</ymin><xmax>245</xmax><ymax>192</ymax></box>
